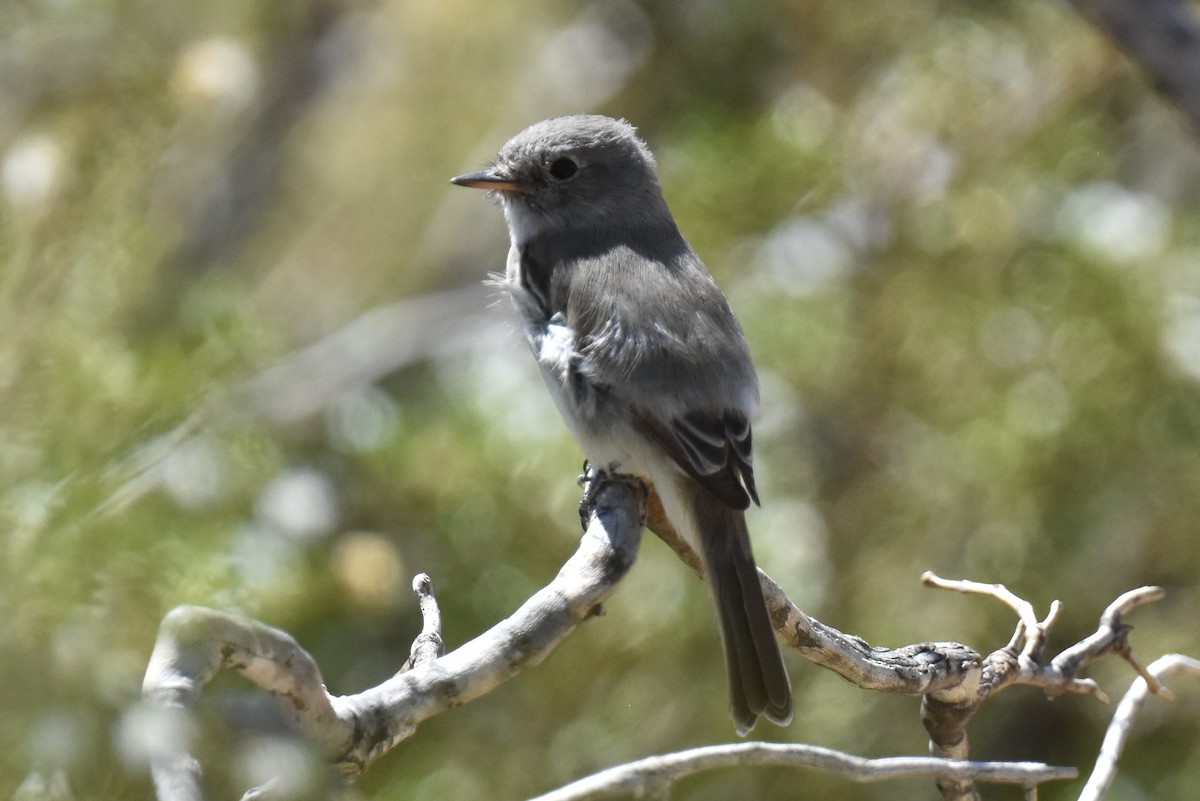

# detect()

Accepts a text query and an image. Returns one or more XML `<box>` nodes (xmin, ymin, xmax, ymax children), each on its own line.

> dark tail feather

<box><xmin>692</xmin><ymin>486</ymin><xmax>793</xmax><ymax>734</ymax></box>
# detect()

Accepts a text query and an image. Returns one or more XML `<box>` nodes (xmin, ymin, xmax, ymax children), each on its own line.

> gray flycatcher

<box><xmin>451</xmin><ymin>114</ymin><xmax>792</xmax><ymax>734</ymax></box>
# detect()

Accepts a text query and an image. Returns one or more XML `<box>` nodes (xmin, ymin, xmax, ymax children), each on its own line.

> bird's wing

<box><xmin>632</xmin><ymin>406</ymin><xmax>759</xmax><ymax>510</ymax></box>
<box><xmin>559</xmin><ymin>239</ymin><xmax>761</xmax><ymax>511</ymax></box>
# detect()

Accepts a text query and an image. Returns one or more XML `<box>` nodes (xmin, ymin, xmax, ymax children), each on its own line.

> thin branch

<box><xmin>1052</xmin><ymin>586</ymin><xmax>1173</xmax><ymax>700</ymax></box>
<box><xmin>922</xmin><ymin>573</ymin><xmax>1044</xmax><ymax>637</ymax></box>
<box><xmin>229</xmin><ymin>285</ymin><xmax>496</xmax><ymax>427</ymax></box>
<box><xmin>1069</xmin><ymin>0</ymin><xmax>1200</xmax><ymax>135</ymax></box>
<box><xmin>401</xmin><ymin>573</ymin><xmax>444</xmax><ymax>672</ymax></box>
<box><xmin>524</xmin><ymin>742</ymin><xmax>1077</xmax><ymax>801</ymax></box>
<box><xmin>921</xmin><ymin>574</ymin><xmax>1167</xmax><ymax>704</ymax></box>
<box><xmin>99</xmin><ymin>285</ymin><xmax>500</xmax><ymax>518</ymax></box>
<box><xmin>1079</xmin><ymin>654</ymin><xmax>1200</xmax><ymax>801</ymax></box>
<box><xmin>156</xmin><ymin>0</ymin><xmax>349</xmax><ymax>275</ymax></box>
<box><xmin>910</xmin><ymin>574</ymin><xmax>1169</xmax><ymax>800</ymax></box>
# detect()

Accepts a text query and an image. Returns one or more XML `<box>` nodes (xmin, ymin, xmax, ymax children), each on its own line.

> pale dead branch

<box><xmin>526</xmin><ymin>742</ymin><xmax>1076</xmax><ymax>801</ymax></box>
<box><xmin>1079</xmin><ymin>654</ymin><xmax>1200</xmax><ymax>801</ymax></box>
<box><xmin>141</xmin><ymin>478</ymin><xmax>1185</xmax><ymax>801</ymax></box>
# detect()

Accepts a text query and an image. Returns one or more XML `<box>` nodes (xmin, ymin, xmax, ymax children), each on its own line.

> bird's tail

<box><xmin>690</xmin><ymin>485</ymin><xmax>793</xmax><ymax>734</ymax></box>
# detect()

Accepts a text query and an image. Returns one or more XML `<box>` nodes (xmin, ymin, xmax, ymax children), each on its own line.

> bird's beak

<box><xmin>450</xmin><ymin>169</ymin><xmax>527</xmax><ymax>193</ymax></box>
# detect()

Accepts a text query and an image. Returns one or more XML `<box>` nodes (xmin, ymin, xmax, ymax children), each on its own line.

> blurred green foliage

<box><xmin>1</xmin><ymin>0</ymin><xmax>1198</xmax><ymax>799</ymax></box>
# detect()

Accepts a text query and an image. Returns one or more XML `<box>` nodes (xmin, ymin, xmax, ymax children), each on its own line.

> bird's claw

<box><xmin>577</xmin><ymin>461</ymin><xmax>599</xmax><ymax>530</ymax></box>
<box><xmin>578</xmin><ymin>464</ymin><xmax>647</xmax><ymax>531</ymax></box>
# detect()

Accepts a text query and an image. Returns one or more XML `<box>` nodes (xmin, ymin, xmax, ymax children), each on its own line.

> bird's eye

<box><xmin>547</xmin><ymin>157</ymin><xmax>579</xmax><ymax>180</ymax></box>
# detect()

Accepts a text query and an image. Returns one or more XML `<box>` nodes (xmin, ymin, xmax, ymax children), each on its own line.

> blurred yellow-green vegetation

<box><xmin>3</xmin><ymin>0</ymin><xmax>1199</xmax><ymax>799</ymax></box>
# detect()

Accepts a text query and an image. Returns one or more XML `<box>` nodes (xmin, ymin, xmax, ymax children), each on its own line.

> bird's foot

<box><xmin>578</xmin><ymin>462</ymin><xmax>646</xmax><ymax>531</ymax></box>
<box><xmin>577</xmin><ymin>460</ymin><xmax>599</xmax><ymax>530</ymax></box>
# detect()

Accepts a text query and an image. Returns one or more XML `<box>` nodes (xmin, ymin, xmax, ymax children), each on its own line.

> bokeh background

<box><xmin>2</xmin><ymin>0</ymin><xmax>1198</xmax><ymax>799</ymax></box>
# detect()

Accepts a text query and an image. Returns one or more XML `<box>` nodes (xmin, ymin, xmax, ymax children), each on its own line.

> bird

<box><xmin>451</xmin><ymin>114</ymin><xmax>791</xmax><ymax>734</ymax></box>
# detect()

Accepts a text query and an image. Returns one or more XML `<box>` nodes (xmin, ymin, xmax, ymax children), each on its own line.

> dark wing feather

<box><xmin>633</xmin><ymin>407</ymin><xmax>758</xmax><ymax>511</ymax></box>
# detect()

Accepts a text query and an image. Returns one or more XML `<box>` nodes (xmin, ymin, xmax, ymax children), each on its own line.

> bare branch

<box><xmin>922</xmin><ymin>573</ymin><xmax>1044</xmax><ymax>637</ymax></box>
<box><xmin>1069</xmin><ymin>0</ymin><xmax>1200</xmax><ymax>134</ymax></box>
<box><xmin>906</xmin><ymin>575</ymin><xmax>1167</xmax><ymax>800</ymax></box>
<box><xmin>99</xmin><ymin>285</ymin><xmax>500</xmax><ymax>518</ymax></box>
<box><xmin>644</xmin><ymin>541</ymin><xmax>1174</xmax><ymax>801</ymax></box>
<box><xmin>230</xmin><ymin>285</ymin><xmax>496</xmax><ymax>427</ymax></box>
<box><xmin>141</xmin><ymin>607</ymin><xmax>351</xmax><ymax>800</ymax></box>
<box><xmin>141</xmin><ymin>477</ymin><xmax>646</xmax><ymax>799</ymax></box>
<box><xmin>141</xmin><ymin>475</ymin><xmax>1183</xmax><ymax>801</ymax></box>
<box><xmin>760</xmin><ymin>573</ymin><xmax>982</xmax><ymax>699</ymax></box>
<box><xmin>401</xmin><ymin>573</ymin><xmax>444</xmax><ymax>672</ymax></box>
<box><xmin>651</xmin><ymin>521</ymin><xmax>985</xmax><ymax>703</ymax></box>
<box><xmin>524</xmin><ymin>742</ymin><xmax>1077</xmax><ymax>801</ymax></box>
<box><xmin>1079</xmin><ymin>654</ymin><xmax>1200</xmax><ymax>801</ymax></box>
<box><xmin>1052</xmin><ymin>586</ymin><xmax>1173</xmax><ymax>700</ymax></box>
<box><xmin>918</xmin><ymin>574</ymin><xmax>1166</xmax><ymax>705</ymax></box>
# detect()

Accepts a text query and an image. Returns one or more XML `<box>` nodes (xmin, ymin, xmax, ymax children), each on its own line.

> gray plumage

<box><xmin>452</xmin><ymin>114</ymin><xmax>791</xmax><ymax>733</ymax></box>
